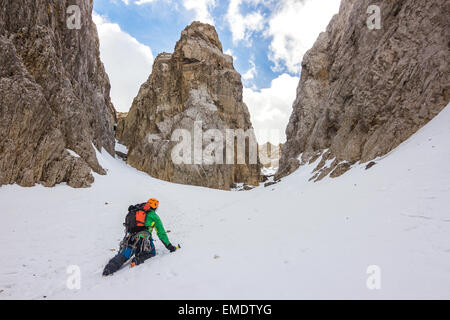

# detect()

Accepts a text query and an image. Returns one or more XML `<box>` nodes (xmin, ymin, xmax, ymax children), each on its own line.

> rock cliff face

<box><xmin>115</xmin><ymin>112</ymin><xmax>128</xmax><ymax>135</ymax></box>
<box><xmin>259</xmin><ymin>142</ymin><xmax>282</xmax><ymax>169</ymax></box>
<box><xmin>116</xmin><ymin>112</ymin><xmax>128</xmax><ymax>123</ymax></box>
<box><xmin>276</xmin><ymin>0</ymin><xmax>449</xmax><ymax>181</ymax></box>
<box><xmin>117</xmin><ymin>22</ymin><xmax>261</xmax><ymax>190</ymax></box>
<box><xmin>0</xmin><ymin>0</ymin><xmax>116</xmax><ymax>188</ymax></box>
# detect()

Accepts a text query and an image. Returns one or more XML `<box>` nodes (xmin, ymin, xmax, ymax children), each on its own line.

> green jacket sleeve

<box><xmin>147</xmin><ymin>212</ymin><xmax>170</xmax><ymax>246</ymax></box>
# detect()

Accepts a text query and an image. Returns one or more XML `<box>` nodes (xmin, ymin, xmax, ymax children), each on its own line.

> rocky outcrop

<box><xmin>0</xmin><ymin>0</ymin><xmax>116</xmax><ymax>188</ymax></box>
<box><xmin>117</xmin><ymin>22</ymin><xmax>261</xmax><ymax>190</ymax></box>
<box><xmin>114</xmin><ymin>112</ymin><xmax>128</xmax><ymax>137</ymax></box>
<box><xmin>259</xmin><ymin>142</ymin><xmax>282</xmax><ymax>169</ymax></box>
<box><xmin>276</xmin><ymin>0</ymin><xmax>449</xmax><ymax>181</ymax></box>
<box><xmin>116</xmin><ymin>112</ymin><xmax>128</xmax><ymax>123</ymax></box>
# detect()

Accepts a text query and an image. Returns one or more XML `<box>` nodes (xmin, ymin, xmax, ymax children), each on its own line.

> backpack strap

<box><xmin>143</xmin><ymin>202</ymin><xmax>152</xmax><ymax>212</ymax></box>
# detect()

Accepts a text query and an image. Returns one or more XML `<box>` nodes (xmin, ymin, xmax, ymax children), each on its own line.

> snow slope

<box><xmin>1</xmin><ymin>105</ymin><xmax>449</xmax><ymax>300</ymax></box>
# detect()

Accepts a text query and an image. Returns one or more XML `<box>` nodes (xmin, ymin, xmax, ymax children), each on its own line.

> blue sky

<box><xmin>95</xmin><ymin>0</ymin><xmax>278</xmax><ymax>89</ymax></box>
<box><xmin>93</xmin><ymin>0</ymin><xmax>340</xmax><ymax>143</ymax></box>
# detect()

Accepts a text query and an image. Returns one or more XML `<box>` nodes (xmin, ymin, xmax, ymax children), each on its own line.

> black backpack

<box><xmin>124</xmin><ymin>203</ymin><xmax>148</xmax><ymax>233</ymax></box>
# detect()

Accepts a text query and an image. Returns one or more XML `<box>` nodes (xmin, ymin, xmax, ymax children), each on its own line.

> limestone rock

<box><xmin>0</xmin><ymin>0</ymin><xmax>116</xmax><ymax>188</ymax></box>
<box><xmin>276</xmin><ymin>0</ymin><xmax>449</xmax><ymax>181</ymax></box>
<box><xmin>259</xmin><ymin>142</ymin><xmax>282</xmax><ymax>169</ymax></box>
<box><xmin>114</xmin><ymin>112</ymin><xmax>128</xmax><ymax>138</ymax></box>
<box><xmin>117</xmin><ymin>112</ymin><xmax>129</xmax><ymax>121</ymax></box>
<box><xmin>117</xmin><ymin>22</ymin><xmax>261</xmax><ymax>190</ymax></box>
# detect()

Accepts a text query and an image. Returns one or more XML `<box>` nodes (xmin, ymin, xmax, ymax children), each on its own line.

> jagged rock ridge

<box><xmin>117</xmin><ymin>22</ymin><xmax>261</xmax><ymax>190</ymax></box>
<box><xmin>0</xmin><ymin>0</ymin><xmax>116</xmax><ymax>188</ymax></box>
<box><xmin>276</xmin><ymin>0</ymin><xmax>449</xmax><ymax>181</ymax></box>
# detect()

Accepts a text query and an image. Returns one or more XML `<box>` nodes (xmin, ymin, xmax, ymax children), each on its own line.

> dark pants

<box><xmin>103</xmin><ymin>231</ymin><xmax>155</xmax><ymax>276</ymax></box>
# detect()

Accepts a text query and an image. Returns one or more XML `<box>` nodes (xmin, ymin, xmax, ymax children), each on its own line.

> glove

<box><xmin>166</xmin><ymin>243</ymin><xmax>177</xmax><ymax>252</ymax></box>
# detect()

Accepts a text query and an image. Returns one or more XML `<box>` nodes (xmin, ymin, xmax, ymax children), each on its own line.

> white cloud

<box><xmin>226</xmin><ymin>0</ymin><xmax>265</xmax><ymax>45</ymax></box>
<box><xmin>267</xmin><ymin>0</ymin><xmax>340</xmax><ymax>74</ymax></box>
<box><xmin>93</xmin><ymin>13</ymin><xmax>154</xmax><ymax>112</ymax></box>
<box><xmin>243</xmin><ymin>73</ymin><xmax>299</xmax><ymax>144</ymax></box>
<box><xmin>135</xmin><ymin>0</ymin><xmax>157</xmax><ymax>5</ymax></box>
<box><xmin>183</xmin><ymin>0</ymin><xmax>216</xmax><ymax>24</ymax></box>
<box><xmin>242</xmin><ymin>57</ymin><xmax>257</xmax><ymax>85</ymax></box>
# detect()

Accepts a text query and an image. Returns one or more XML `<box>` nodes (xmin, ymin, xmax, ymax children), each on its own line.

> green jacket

<box><xmin>144</xmin><ymin>209</ymin><xmax>170</xmax><ymax>246</ymax></box>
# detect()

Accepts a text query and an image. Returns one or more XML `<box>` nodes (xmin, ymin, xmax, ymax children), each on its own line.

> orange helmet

<box><xmin>146</xmin><ymin>198</ymin><xmax>159</xmax><ymax>210</ymax></box>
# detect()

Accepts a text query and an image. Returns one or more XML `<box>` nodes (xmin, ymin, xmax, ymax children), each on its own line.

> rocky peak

<box><xmin>176</xmin><ymin>21</ymin><xmax>223</xmax><ymax>52</ymax></box>
<box><xmin>0</xmin><ymin>0</ymin><xmax>116</xmax><ymax>188</ymax></box>
<box><xmin>276</xmin><ymin>0</ymin><xmax>449</xmax><ymax>181</ymax></box>
<box><xmin>117</xmin><ymin>22</ymin><xmax>261</xmax><ymax>190</ymax></box>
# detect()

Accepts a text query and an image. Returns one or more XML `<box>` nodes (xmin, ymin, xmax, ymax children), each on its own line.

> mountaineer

<box><xmin>103</xmin><ymin>198</ymin><xmax>179</xmax><ymax>276</ymax></box>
